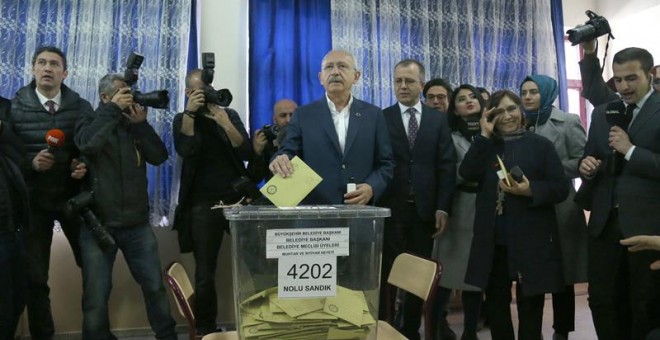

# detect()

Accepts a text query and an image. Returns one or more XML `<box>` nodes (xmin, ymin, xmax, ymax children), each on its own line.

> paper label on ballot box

<box><xmin>278</xmin><ymin>255</ymin><xmax>337</xmax><ymax>298</ymax></box>
<box><xmin>266</xmin><ymin>227</ymin><xmax>349</xmax><ymax>258</ymax></box>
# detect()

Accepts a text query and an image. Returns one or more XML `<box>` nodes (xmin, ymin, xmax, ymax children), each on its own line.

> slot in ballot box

<box><xmin>224</xmin><ymin>205</ymin><xmax>390</xmax><ymax>340</ymax></box>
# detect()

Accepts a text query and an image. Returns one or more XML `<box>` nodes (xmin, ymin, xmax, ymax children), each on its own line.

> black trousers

<box><xmin>551</xmin><ymin>284</ymin><xmax>575</xmax><ymax>334</ymax></box>
<box><xmin>190</xmin><ymin>202</ymin><xmax>229</xmax><ymax>334</ymax></box>
<box><xmin>588</xmin><ymin>207</ymin><xmax>660</xmax><ymax>340</ymax></box>
<box><xmin>380</xmin><ymin>201</ymin><xmax>434</xmax><ymax>340</ymax></box>
<box><xmin>486</xmin><ymin>245</ymin><xmax>545</xmax><ymax>340</ymax></box>
<box><xmin>26</xmin><ymin>207</ymin><xmax>81</xmax><ymax>339</ymax></box>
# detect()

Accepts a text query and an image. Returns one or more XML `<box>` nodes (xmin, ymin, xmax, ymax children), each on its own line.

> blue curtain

<box><xmin>248</xmin><ymin>0</ymin><xmax>331</xmax><ymax>134</ymax></box>
<box><xmin>551</xmin><ymin>0</ymin><xmax>568</xmax><ymax>112</ymax></box>
<box><xmin>331</xmin><ymin>0</ymin><xmax>561</xmax><ymax>108</ymax></box>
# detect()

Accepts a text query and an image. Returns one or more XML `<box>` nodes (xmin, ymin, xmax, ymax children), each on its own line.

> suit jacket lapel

<box><xmin>628</xmin><ymin>92</ymin><xmax>660</xmax><ymax>137</ymax></box>
<box><xmin>388</xmin><ymin>105</ymin><xmax>410</xmax><ymax>155</ymax></box>
<box><xmin>317</xmin><ymin>100</ymin><xmax>343</xmax><ymax>155</ymax></box>
<box><xmin>343</xmin><ymin>100</ymin><xmax>362</xmax><ymax>157</ymax></box>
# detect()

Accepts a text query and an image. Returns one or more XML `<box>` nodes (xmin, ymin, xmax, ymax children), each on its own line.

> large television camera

<box><xmin>566</xmin><ymin>10</ymin><xmax>614</xmax><ymax>46</ymax></box>
<box><xmin>123</xmin><ymin>52</ymin><xmax>170</xmax><ymax>109</ymax></box>
<box><xmin>65</xmin><ymin>191</ymin><xmax>116</xmax><ymax>251</ymax></box>
<box><xmin>200</xmin><ymin>53</ymin><xmax>233</xmax><ymax>107</ymax></box>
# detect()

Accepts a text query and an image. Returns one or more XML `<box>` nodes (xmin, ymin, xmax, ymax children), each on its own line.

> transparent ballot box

<box><xmin>224</xmin><ymin>205</ymin><xmax>390</xmax><ymax>340</ymax></box>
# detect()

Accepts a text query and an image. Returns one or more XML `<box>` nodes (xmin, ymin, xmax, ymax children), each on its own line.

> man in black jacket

<box><xmin>173</xmin><ymin>69</ymin><xmax>252</xmax><ymax>336</ymax></box>
<box><xmin>74</xmin><ymin>74</ymin><xmax>176</xmax><ymax>339</ymax></box>
<box><xmin>0</xmin><ymin>96</ymin><xmax>30</xmax><ymax>339</ymax></box>
<box><xmin>1</xmin><ymin>46</ymin><xmax>90</xmax><ymax>339</ymax></box>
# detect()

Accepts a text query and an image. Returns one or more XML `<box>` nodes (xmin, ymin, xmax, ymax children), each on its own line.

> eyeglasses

<box><xmin>425</xmin><ymin>94</ymin><xmax>448</xmax><ymax>101</ymax></box>
<box><xmin>502</xmin><ymin>105</ymin><xmax>519</xmax><ymax>113</ymax></box>
<box><xmin>653</xmin><ymin>79</ymin><xmax>660</xmax><ymax>86</ymax></box>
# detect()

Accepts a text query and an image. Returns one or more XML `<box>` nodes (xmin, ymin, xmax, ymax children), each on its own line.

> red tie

<box><xmin>46</xmin><ymin>100</ymin><xmax>56</xmax><ymax>114</ymax></box>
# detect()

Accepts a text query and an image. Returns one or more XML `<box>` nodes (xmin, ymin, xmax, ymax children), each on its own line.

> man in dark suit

<box><xmin>270</xmin><ymin>50</ymin><xmax>394</xmax><ymax>205</ymax></box>
<box><xmin>380</xmin><ymin>59</ymin><xmax>456</xmax><ymax>340</ymax></box>
<box><xmin>578</xmin><ymin>47</ymin><xmax>660</xmax><ymax>340</ymax></box>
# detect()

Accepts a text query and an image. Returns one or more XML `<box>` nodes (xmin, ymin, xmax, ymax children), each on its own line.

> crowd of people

<box><xmin>0</xmin><ymin>39</ymin><xmax>659</xmax><ymax>340</ymax></box>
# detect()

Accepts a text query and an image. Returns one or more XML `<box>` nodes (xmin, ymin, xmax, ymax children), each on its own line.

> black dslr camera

<box><xmin>261</xmin><ymin>124</ymin><xmax>280</xmax><ymax>142</ymax></box>
<box><xmin>200</xmin><ymin>53</ymin><xmax>233</xmax><ymax>107</ymax></box>
<box><xmin>123</xmin><ymin>52</ymin><xmax>170</xmax><ymax>109</ymax></box>
<box><xmin>566</xmin><ymin>10</ymin><xmax>614</xmax><ymax>45</ymax></box>
<box><xmin>65</xmin><ymin>191</ymin><xmax>116</xmax><ymax>251</ymax></box>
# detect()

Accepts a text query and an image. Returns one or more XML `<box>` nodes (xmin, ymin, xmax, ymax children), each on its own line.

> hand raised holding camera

<box><xmin>112</xmin><ymin>87</ymin><xmax>134</xmax><ymax>110</ymax></box>
<box><xmin>122</xmin><ymin>104</ymin><xmax>147</xmax><ymax>123</ymax></box>
<box><xmin>186</xmin><ymin>89</ymin><xmax>205</xmax><ymax>113</ymax></box>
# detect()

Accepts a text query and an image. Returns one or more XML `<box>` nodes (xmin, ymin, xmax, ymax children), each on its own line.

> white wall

<box><xmin>199</xmin><ymin>0</ymin><xmax>250</xmax><ymax>127</ymax></box>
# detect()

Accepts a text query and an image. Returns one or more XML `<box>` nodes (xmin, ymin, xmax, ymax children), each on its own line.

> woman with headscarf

<box><xmin>520</xmin><ymin>75</ymin><xmax>588</xmax><ymax>340</ymax></box>
<box><xmin>432</xmin><ymin>84</ymin><xmax>484</xmax><ymax>340</ymax></box>
<box><xmin>460</xmin><ymin>90</ymin><xmax>568</xmax><ymax>340</ymax></box>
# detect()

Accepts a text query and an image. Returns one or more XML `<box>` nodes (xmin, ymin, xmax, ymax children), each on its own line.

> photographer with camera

<box><xmin>247</xmin><ymin>98</ymin><xmax>297</xmax><ymax>182</ymax></box>
<box><xmin>74</xmin><ymin>74</ymin><xmax>176</xmax><ymax>339</ymax></box>
<box><xmin>568</xmin><ymin>11</ymin><xmax>621</xmax><ymax>107</ymax></box>
<box><xmin>172</xmin><ymin>68</ymin><xmax>252</xmax><ymax>336</ymax></box>
<box><xmin>577</xmin><ymin>47</ymin><xmax>660</xmax><ymax>340</ymax></box>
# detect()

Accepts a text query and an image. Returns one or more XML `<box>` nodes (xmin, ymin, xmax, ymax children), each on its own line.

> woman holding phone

<box><xmin>459</xmin><ymin>90</ymin><xmax>568</xmax><ymax>340</ymax></box>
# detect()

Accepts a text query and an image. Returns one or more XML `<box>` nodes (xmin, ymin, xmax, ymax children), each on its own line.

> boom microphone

<box><xmin>45</xmin><ymin>129</ymin><xmax>66</xmax><ymax>153</ymax></box>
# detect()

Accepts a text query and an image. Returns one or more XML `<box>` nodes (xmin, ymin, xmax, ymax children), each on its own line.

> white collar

<box><xmin>35</xmin><ymin>88</ymin><xmax>62</xmax><ymax>107</ymax></box>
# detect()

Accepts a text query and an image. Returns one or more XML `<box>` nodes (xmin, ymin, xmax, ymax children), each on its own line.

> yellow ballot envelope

<box><xmin>261</xmin><ymin>156</ymin><xmax>322</xmax><ymax>207</ymax></box>
<box><xmin>496</xmin><ymin>155</ymin><xmax>511</xmax><ymax>186</ymax></box>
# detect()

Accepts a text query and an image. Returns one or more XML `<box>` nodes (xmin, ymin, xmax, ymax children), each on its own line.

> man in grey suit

<box><xmin>380</xmin><ymin>59</ymin><xmax>456</xmax><ymax>340</ymax></box>
<box><xmin>578</xmin><ymin>47</ymin><xmax>660</xmax><ymax>340</ymax></box>
<box><xmin>270</xmin><ymin>50</ymin><xmax>394</xmax><ymax>205</ymax></box>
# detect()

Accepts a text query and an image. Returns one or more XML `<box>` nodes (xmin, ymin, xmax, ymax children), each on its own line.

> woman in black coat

<box><xmin>459</xmin><ymin>90</ymin><xmax>569</xmax><ymax>340</ymax></box>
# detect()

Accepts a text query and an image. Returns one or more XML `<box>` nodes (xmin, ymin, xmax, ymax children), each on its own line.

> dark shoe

<box><xmin>460</xmin><ymin>331</ymin><xmax>479</xmax><ymax>340</ymax></box>
<box><xmin>553</xmin><ymin>332</ymin><xmax>568</xmax><ymax>340</ymax></box>
<box><xmin>437</xmin><ymin>318</ymin><xmax>457</xmax><ymax>340</ymax></box>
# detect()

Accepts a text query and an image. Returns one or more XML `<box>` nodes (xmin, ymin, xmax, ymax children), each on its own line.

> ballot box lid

<box><xmin>223</xmin><ymin>205</ymin><xmax>390</xmax><ymax>221</ymax></box>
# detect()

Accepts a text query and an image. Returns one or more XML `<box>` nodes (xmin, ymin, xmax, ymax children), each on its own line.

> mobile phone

<box><xmin>510</xmin><ymin>165</ymin><xmax>524</xmax><ymax>183</ymax></box>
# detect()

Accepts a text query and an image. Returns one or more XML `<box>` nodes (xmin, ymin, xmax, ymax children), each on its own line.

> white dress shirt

<box><xmin>326</xmin><ymin>94</ymin><xmax>354</xmax><ymax>153</ymax></box>
<box><xmin>397</xmin><ymin>101</ymin><xmax>423</xmax><ymax>137</ymax></box>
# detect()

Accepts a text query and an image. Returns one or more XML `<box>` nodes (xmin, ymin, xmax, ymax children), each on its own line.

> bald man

<box><xmin>248</xmin><ymin>99</ymin><xmax>298</xmax><ymax>182</ymax></box>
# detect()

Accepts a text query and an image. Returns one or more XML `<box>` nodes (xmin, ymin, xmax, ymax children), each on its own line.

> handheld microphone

<box><xmin>45</xmin><ymin>129</ymin><xmax>66</xmax><ymax>153</ymax></box>
<box><xmin>605</xmin><ymin>100</ymin><xmax>628</xmax><ymax>128</ymax></box>
<box><xmin>604</xmin><ymin>100</ymin><xmax>627</xmax><ymax>176</ymax></box>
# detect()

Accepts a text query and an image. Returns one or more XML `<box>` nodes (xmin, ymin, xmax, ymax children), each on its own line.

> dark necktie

<box><xmin>625</xmin><ymin>103</ymin><xmax>636</xmax><ymax>128</ymax></box>
<box><xmin>46</xmin><ymin>100</ymin><xmax>56</xmax><ymax>114</ymax></box>
<box><xmin>407</xmin><ymin>107</ymin><xmax>418</xmax><ymax>148</ymax></box>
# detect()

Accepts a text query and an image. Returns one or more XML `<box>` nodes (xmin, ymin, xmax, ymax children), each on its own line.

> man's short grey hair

<box><xmin>98</xmin><ymin>74</ymin><xmax>125</xmax><ymax>97</ymax></box>
<box><xmin>321</xmin><ymin>50</ymin><xmax>360</xmax><ymax>72</ymax></box>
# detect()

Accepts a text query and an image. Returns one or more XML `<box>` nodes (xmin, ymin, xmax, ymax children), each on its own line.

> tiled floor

<box><xmin>445</xmin><ymin>283</ymin><xmax>596</xmax><ymax>340</ymax></box>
